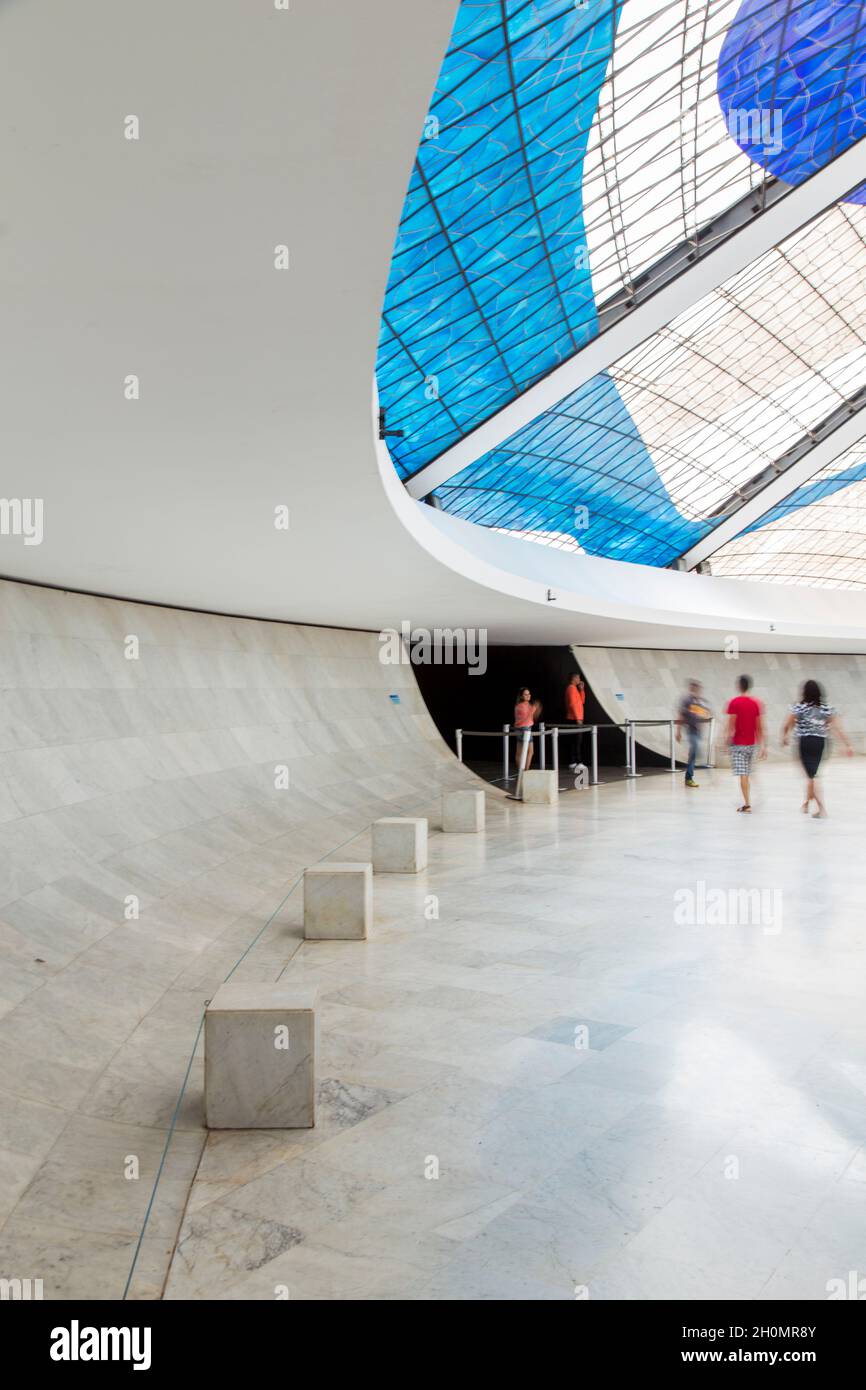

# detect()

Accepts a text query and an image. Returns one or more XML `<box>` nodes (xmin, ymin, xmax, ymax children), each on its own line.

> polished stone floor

<box><xmin>165</xmin><ymin>758</ymin><xmax>866</xmax><ymax>1301</ymax></box>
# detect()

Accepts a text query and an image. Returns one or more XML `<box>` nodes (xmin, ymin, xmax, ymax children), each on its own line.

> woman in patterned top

<box><xmin>782</xmin><ymin>679</ymin><xmax>853</xmax><ymax>818</ymax></box>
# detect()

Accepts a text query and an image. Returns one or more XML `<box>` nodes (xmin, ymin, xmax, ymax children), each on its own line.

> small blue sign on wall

<box><xmin>615</xmin><ymin>692</ymin><xmax>625</xmax><ymax>701</ymax></box>
<box><xmin>389</xmin><ymin>694</ymin><xmax>401</xmax><ymax>704</ymax></box>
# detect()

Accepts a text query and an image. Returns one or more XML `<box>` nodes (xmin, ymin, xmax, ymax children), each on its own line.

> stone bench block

<box><xmin>442</xmin><ymin>789</ymin><xmax>485</xmax><ymax>833</ymax></box>
<box><xmin>304</xmin><ymin>862</ymin><xmax>371</xmax><ymax>940</ymax></box>
<box><xmin>522</xmin><ymin>770</ymin><xmax>558</xmax><ymax>805</ymax></box>
<box><xmin>205</xmin><ymin>982</ymin><xmax>317</xmax><ymax>1129</ymax></box>
<box><xmin>372</xmin><ymin>816</ymin><xmax>428</xmax><ymax>873</ymax></box>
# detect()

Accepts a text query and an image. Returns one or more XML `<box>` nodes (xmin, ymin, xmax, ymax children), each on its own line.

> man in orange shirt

<box><xmin>565</xmin><ymin>674</ymin><xmax>585</xmax><ymax>723</ymax></box>
<box><xmin>564</xmin><ymin>674</ymin><xmax>586</xmax><ymax>769</ymax></box>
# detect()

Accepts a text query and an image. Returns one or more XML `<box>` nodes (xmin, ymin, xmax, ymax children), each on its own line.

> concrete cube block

<box><xmin>522</xmin><ymin>770</ymin><xmax>558</xmax><ymax>805</ymax></box>
<box><xmin>304</xmin><ymin>862</ymin><xmax>372</xmax><ymax>940</ymax></box>
<box><xmin>205</xmin><ymin>982</ymin><xmax>317</xmax><ymax>1129</ymax></box>
<box><xmin>372</xmin><ymin>817</ymin><xmax>428</xmax><ymax>873</ymax></box>
<box><xmin>442</xmin><ymin>789</ymin><xmax>485</xmax><ymax>833</ymax></box>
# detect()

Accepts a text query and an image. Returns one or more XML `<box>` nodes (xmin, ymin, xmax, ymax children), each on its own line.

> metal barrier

<box><xmin>704</xmin><ymin>717</ymin><xmax>716</xmax><ymax>769</ymax></box>
<box><xmin>625</xmin><ymin>719</ymin><xmax>680</xmax><ymax>778</ymax></box>
<box><xmin>552</xmin><ymin>720</ymin><xmax>661</xmax><ymax>786</ymax></box>
<box><xmin>514</xmin><ymin>727</ymin><xmax>531</xmax><ymax>800</ymax></box>
<box><xmin>626</xmin><ymin>717</ymin><xmax>716</xmax><ymax>774</ymax></box>
<box><xmin>456</xmin><ymin>721</ymin><xmax>642</xmax><ymax>790</ymax></box>
<box><xmin>456</xmin><ymin>716</ymin><xmax>715</xmax><ymax>789</ymax></box>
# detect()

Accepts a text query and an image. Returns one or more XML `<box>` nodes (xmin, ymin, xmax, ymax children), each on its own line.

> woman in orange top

<box><xmin>514</xmin><ymin>687</ymin><xmax>541</xmax><ymax>770</ymax></box>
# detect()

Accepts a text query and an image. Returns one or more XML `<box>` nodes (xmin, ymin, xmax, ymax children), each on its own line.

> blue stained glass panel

<box><xmin>377</xmin><ymin>1</ymin><xmax>623</xmax><ymax>479</ymax></box>
<box><xmin>380</xmin><ymin>1</ymin><xmax>866</xmax><ymax>577</ymax></box>
<box><xmin>718</xmin><ymin>0</ymin><xmax>866</xmax><ymax>203</ymax></box>
<box><xmin>432</xmin><ymin>373</ymin><xmax>713</xmax><ymax>568</ymax></box>
<box><xmin>740</xmin><ymin>455</ymin><xmax>866</xmax><ymax>534</ymax></box>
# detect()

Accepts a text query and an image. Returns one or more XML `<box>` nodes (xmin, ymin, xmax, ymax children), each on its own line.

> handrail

<box><xmin>456</xmin><ymin>720</ymin><xmax>640</xmax><ymax>789</ymax></box>
<box><xmin>456</xmin><ymin>715</ymin><xmax>711</xmax><ymax>788</ymax></box>
<box><xmin>626</xmin><ymin>719</ymin><xmax>679</xmax><ymax>726</ymax></box>
<box><xmin>460</xmin><ymin>720</ymin><xmax>644</xmax><ymax>733</ymax></box>
<box><xmin>546</xmin><ymin>720</ymin><xmax>632</xmax><ymax>730</ymax></box>
<box><xmin>459</xmin><ymin>728</ymin><xmax>548</xmax><ymax>736</ymax></box>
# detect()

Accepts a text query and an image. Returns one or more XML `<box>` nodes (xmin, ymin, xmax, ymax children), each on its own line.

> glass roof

<box><xmin>378</xmin><ymin>0</ymin><xmax>866</xmax><ymax>485</ymax></box>
<box><xmin>587</xmin><ymin>0</ymin><xmax>866</xmax><ymax>304</ymax></box>
<box><xmin>708</xmin><ymin>443</ymin><xmax>866</xmax><ymax>589</ymax></box>
<box><xmin>431</xmin><ymin>198</ymin><xmax>866</xmax><ymax>567</ymax></box>
<box><xmin>378</xmin><ymin>1</ymin><xmax>622</xmax><ymax>480</ymax></box>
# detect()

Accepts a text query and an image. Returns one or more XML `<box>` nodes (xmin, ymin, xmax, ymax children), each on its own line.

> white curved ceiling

<box><xmin>2</xmin><ymin>0</ymin><xmax>866</xmax><ymax>652</ymax></box>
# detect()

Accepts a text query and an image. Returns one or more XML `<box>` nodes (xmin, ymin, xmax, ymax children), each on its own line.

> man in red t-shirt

<box><xmin>726</xmin><ymin>674</ymin><xmax>767</xmax><ymax>812</ymax></box>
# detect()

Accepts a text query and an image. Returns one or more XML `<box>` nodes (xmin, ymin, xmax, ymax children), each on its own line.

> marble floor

<box><xmin>164</xmin><ymin>757</ymin><xmax>866</xmax><ymax>1301</ymax></box>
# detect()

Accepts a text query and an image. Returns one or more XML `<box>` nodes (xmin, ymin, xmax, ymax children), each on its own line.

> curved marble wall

<box><xmin>0</xmin><ymin>578</ymin><xmax>478</xmax><ymax>1299</ymax></box>
<box><xmin>576</xmin><ymin>645</ymin><xmax>866</xmax><ymax>766</ymax></box>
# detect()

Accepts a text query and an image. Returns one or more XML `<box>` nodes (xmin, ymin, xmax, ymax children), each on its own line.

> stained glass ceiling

<box><xmin>707</xmin><ymin>443</ymin><xmax>866</xmax><ymax>588</ymax></box>
<box><xmin>377</xmin><ymin>0</ymin><xmax>866</xmax><ymax>581</ymax></box>
<box><xmin>431</xmin><ymin>196</ymin><xmax>866</xmax><ymax>566</ymax></box>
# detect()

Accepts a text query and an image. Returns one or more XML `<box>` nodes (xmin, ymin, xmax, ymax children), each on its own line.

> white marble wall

<box><xmin>576</xmin><ymin>645</ymin><xmax>866</xmax><ymax>764</ymax></box>
<box><xmin>0</xmin><ymin>579</ymin><xmax>478</xmax><ymax>1298</ymax></box>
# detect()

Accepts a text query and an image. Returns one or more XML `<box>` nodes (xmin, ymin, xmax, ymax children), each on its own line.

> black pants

<box><xmin>564</xmin><ymin>725</ymin><xmax>584</xmax><ymax>764</ymax></box>
<box><xmin>799</xmin><ymin>735</ymin><xmax>825</xmax><ymax>779</ymax></box>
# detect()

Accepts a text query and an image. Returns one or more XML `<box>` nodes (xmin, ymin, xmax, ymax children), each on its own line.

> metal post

<box><xmin>502</xmin><ymin>723</ymin><xmax>510</xmax><ymax>783</ymax></box>
<box><xmin>456</xmin><ymin>728</ymin><xmax>463</xmax><ymax>764</ymax></box>
<box><xmin>698</xmin><ymin>718</ymin><xmax>708</xmax><ymax>769</ymax></box>
<box><xmin>705</xmin><ymin>717</ymin><xmax>715</xmax><ymax>769</ymax></box>
<box><xmin>669</xmin><ymin>719</ymin><xmax>677</xmax><ymax>772</ymax></box>
<box><xmin>516</xmin><ymin>729</ymin><xmax>528</xmax><ymax>773</ymax></box>
<box><xmin>515</xmin><ymin>728</ymin><xmax>531</xmax><ymax>800</ymax></box>
<box><xmin>624</xmin><ymin>722</ymin><xmax>631</xmax><ymax>768</ymax></box>
<box><xmin>626</xmin><ymin>720</ymin><xmax>640</xmax><ymax>778</ymax></box>
<box><xmin>539</xmin><ymin>722</ymin><xmax>546</xmax><ymax>770</ymax></box>
<box><xmin>591</xmin><ymin>725</ymin><xmax>599</xmax><ymax>785</ymax></box>
<box><xmin>552</xmin><ymin>725</ymin><xmax>559</xmax><ymax>780</ymax></box>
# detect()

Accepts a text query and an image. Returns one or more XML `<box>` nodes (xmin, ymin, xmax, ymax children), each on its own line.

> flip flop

<box><xmin>736</xmin><ymin>805</ymin><xmax>751</xmax><ymax>813</ymax></box>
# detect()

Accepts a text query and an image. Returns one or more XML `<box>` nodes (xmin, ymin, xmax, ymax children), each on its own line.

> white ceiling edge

<box><xmin>376</xmin><ymin>427</ymin><xmax>866</xmax><ymax>651</ymax></box>
<box><xmin>2</xmin><ymin>0</ymin><xmax>865</xmax><ymax>654</ymax></box>
<box><xmin>404</xmin><ymin>136</ymin><xmax>866</xmax><ymax>501</ymax></box>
